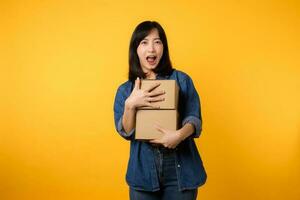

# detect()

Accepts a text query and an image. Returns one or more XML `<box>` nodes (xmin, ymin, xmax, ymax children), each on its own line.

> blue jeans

<box><xmin>129</xmin><ymin>146</ymin><xmax>198</xmax><ymax>200</ymax></box>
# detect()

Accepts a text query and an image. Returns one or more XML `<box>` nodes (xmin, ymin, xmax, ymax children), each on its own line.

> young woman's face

<box><xmin>137</xmin><ymin>28</ymin><xmax>164</xmax><ymax>74</ymax></box>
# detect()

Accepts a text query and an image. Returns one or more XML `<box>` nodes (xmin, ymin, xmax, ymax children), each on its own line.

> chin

<box><xmin>144</xmin><ymin>66</ymin><xmax>157</xmax><ymax>71</ymax></box>
<box><xmin>150</xmin><ymin>64</ymin><xmax>159</xmax><ymax>69</ymax></box>
<box><xmin>141</xmin><ymin>63</ymin><xmax>159</xmax><ymax>73</ymax></box>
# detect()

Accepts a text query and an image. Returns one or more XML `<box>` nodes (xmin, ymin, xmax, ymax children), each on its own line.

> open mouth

<box><xmin>146</xmin><ymin>55</ymin><xmax>157</xmax><ymax>65</ymax></box>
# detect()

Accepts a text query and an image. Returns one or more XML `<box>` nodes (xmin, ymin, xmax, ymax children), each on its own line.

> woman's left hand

<box><xmin>150</xmin><ymin>124</ymin><xmax>183</xmax><ymax>149</ymax></box>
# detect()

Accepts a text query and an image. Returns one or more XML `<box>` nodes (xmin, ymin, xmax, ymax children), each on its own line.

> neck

<box><xmin>145</xmin><ymin>71</ymin><xmax>156</xmax><ymax>80</ymax></box>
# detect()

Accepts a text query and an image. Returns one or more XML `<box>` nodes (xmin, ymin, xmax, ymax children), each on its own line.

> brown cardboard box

<box><xmin>138</xmin><ymin>80</ymin><xmax>179</xmax><ymax>110</ymax></box>
<box><xmin>135</xmin><ymin>110</ymin><xmax>178</xmax><ymax>140</ymax></box>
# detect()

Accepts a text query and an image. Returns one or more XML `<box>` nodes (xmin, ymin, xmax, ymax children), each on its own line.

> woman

<box><xmin>113</xmin><ymin>21</ymin><xmax>207</xmax><ymax>200</ymax></box>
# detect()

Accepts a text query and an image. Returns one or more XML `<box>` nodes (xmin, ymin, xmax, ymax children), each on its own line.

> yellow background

<box><xmin>1</xmin><ymin>0</ymin><xmax>300</xmax><ymax>199</ymax></box>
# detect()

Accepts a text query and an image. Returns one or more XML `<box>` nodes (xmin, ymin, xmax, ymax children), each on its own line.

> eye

<box><xmin>140</xmin><ymin>40</ymin><xmax>147</xmax><ymax>45</ymax></box>
<box><xmin>155</xmin><ymin>40</ymin><xmax>162</xmax><ymax>44</ymax></box>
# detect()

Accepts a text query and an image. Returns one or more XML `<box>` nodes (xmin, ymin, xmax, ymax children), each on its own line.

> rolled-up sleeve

<box><xmin>113</xmin><ymin>85</ymin><xmax>135</xmax><ymax>140</ymax></box>
<box><xmin>180</xmin><ymin>76</ymin><xmax>202</xmax><ymax>138</ymax></box>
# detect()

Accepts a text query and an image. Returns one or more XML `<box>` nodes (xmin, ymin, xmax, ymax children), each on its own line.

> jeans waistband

<box><xmin>152</xmin><ymin>145</ymin><xmax>177</xmax><ymax>154</ymax></box>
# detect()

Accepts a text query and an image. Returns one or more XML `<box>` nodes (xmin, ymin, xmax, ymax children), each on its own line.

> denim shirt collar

<box><xmin>156</xmin><ymin>73</ymin><xmax>170</xmax><ymax>80</ymax></box>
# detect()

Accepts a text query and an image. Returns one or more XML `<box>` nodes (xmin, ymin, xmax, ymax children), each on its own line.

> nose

<box><xmin>147</xmin><ymin>42</ymin><xmax>155</xmax><ymax>52</ymax></box>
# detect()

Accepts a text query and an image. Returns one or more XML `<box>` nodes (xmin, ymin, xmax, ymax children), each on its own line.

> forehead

<box><xmin>144</xmin><ymin>29</ymin><xmax>160</xmax><ymax>40</ymax></box>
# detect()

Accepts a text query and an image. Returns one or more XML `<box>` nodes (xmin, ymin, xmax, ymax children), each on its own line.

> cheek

<box><xmin>137</xmin><ymin>48</ymin><xmax>143</xmax><ymax>60</ymax></box>
<box><xmin>158</xmin><ymin>46</ymin><xmax>164</xmax><ymax>57</ymax></box>
<box><xmin>137</xmin><ymin>45</ymin><xmax>147</xmax><ymax>54</ymax></box>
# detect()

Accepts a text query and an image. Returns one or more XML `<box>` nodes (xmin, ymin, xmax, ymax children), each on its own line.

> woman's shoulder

<box><xmin>116</xmin><ymin>80</ymin><xmax>133</xmax><ymax>94</ymax></box>
<box><xmin>172</xmin><ymin>69</ymin><xmax>192</xmax><ymax>82</ymax></box>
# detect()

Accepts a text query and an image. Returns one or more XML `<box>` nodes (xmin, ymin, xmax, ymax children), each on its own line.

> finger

<box><xmin>134</xmin><ymin>78</ymin><xmax>138</xmax><ymax>90</ymax></box>
<box><xmin>150</xmin><ymin>139</ymin><xmax>160</xmax><ymax>143</ymax></box>
<box><xmin>154</xmin><ymin>123</ymin><xmax>165</xmax><ymax>133</ymax></box>
<box><xmin>145</xmin><ymin>82</ymin><xmax>161</xmax><ymax>92</ymax></box>
<box><xmin>145</xmin><ymin>102</ymin><xmax>160</xmax><ymax>109</ymax></box>
<box><xmin>134</xmin><ymin>77</ymin><xmax>141</xmax><ymax>90</ymax></box>
<box><xmin>146</xmin><ymin>96</ymin><xmax>165</xmax><ymax>103</ymax></box>
<box><xmin>148</xmin><ymin>90</ymin><xmax>165</xmax><ymax>97</ymax></box>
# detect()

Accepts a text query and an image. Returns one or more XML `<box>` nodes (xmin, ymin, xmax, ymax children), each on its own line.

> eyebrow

<box><xmin>142</xmin><ymin>37</ymin><xmax>161</xmax><ymax>40</ymax></box>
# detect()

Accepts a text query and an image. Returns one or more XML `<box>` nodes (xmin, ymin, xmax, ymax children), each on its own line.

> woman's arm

<box><xmin>178</xmin><ymin>123</ymin><xmax>195</xmax><ymax>140</ymax></box>
<box><xmin>180</xmin><ymin>74</ymin><xmax>202</xmax><ymax>138</ymax></box>
<box><xmin>150</xmin><ymin>122</ymin><xmax>195</xmax><ymax>149</ymax></box>
<box><xmin>122</xmin><ymin>100</ymin><xmax>137</xmax><ymax>134</ymax></box>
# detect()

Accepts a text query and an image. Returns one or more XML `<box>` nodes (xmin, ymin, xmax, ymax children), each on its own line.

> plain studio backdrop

<box><xmin>1</xmin><ymin>0</ymin><xmax>299</xmax><ymax>199</ymax></box>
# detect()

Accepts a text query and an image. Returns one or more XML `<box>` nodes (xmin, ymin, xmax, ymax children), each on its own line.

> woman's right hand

<box><xmin>125</xmin><ymin>77</ymin><xmax>165</xmax><ymax>110</ymax></box>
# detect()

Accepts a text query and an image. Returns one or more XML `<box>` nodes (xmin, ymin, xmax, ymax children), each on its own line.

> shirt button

<box><xmin>177</xmin><ymin>164</ymin><xmax>181</xmax><ymax>168</ymax></box>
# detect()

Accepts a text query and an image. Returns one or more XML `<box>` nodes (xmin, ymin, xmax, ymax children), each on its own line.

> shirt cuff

<box><xmin>182</xmin><ymin>116</ymin><xmax>202</xmax><ymax>138</ymax></box>
<box><xmin>117</xmin><ymin>116</ymin><xmax>135</xmax><ymax>140</ymax></box>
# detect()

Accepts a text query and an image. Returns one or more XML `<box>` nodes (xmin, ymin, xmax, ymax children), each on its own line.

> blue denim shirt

<box><xmin>113</xmin><ymin>69</ymin><xmax>207</xmax><ymax>191</ymax></box>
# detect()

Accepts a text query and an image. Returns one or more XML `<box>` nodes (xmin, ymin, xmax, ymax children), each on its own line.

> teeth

<box><xmin>147</xmin><ymin>56</ymin><xmax>156</xmax><ymax>60</ymax></box>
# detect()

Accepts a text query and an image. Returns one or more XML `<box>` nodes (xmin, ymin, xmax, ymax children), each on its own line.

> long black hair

<box><xmin>128</xmin><ymin>21</ymin><xmax>173</xmax><ymax>82</ymax></box>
